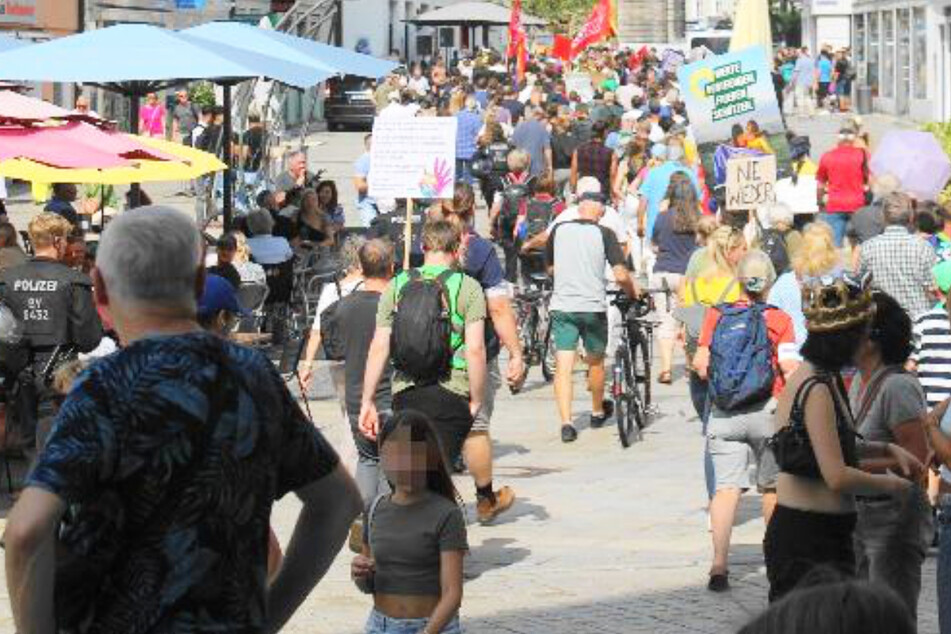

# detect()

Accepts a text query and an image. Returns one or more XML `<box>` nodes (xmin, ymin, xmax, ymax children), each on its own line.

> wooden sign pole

<box><xmin>404</xmin><ymin>198</ymin><xmax>414</xmax><ymax>271</ymax></box>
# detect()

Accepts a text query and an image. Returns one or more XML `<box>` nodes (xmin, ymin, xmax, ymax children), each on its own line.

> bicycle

<box><xmin>513</xmin><ymin>271</ymin><xmax>556</xmax><ymax>388</ymax></box>
<box><xmin>608</xmin><ymin>288</ymin><xmax>665</xmax><ymax>448</ymax></box>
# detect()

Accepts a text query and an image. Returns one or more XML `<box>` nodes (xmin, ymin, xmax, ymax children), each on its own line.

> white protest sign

<box><xmin>565</xmin><ymin>72</ymin><xmax>594</xmax><ymax>102</ymax></box>
<box><xmin>368</xmin><ymin>117</ymin><xmax>457</xmax><ymax>200</ymax></box>
<box><xmin>726</xmin><ymin>154</ymin><xmax>777</xmax><ymax>211</ymax></box>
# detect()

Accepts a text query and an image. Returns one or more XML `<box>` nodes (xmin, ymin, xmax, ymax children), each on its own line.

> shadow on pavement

<box><xmin>465</xmin><ymin>537</ymin><xmax>532</xmax><ymax>582</ymax></box>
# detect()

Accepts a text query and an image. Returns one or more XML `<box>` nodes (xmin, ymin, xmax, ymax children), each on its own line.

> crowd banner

<box><xmin>725</xmin><ymin>154</ymin><xmax>777</xmax><ymax>211</ymax></box>
<box><xmin>676</xmin><ymin>45</ymin><xmax>789</xmax><ymax>212</ymax></box>
<box><xmin>368</xmin><ymin>116</ymin><xmax>457</xmax><ymax>268</ymax></box>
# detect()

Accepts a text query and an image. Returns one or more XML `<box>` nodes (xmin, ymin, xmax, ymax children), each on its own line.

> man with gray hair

<box><xmin>860</xmin><ymin>192</ymin><xmax>937</xmax><ymax>319</ymax></box>
<box><xmin>847</xmin><ymin>173</ymin><xmax>903</xmax><ymax>259</ymax></box>
<box><xmin>246</xmin><ymin>208</ymin><xmax>293</xmax><ymax>265</ymax></box>
<box><xmin>3</xmin><ymin>206</ymin><xmax>361</xmax><ymax>634</ymax></box>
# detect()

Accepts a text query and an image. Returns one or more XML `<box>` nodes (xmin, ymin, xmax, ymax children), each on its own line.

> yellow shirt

<box><xmin>747</xmin><ymin>135</ymin><xmax>775</xmax><ymax>155</ymax></box>
<box><xmin>682</xmin><ymin>274</ymin><xmax>740</xmax><ymax>307</ymax></box>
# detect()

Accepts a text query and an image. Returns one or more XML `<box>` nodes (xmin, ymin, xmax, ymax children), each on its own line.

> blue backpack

<box><xmin>709</xmin><ymin>303</ymin><xmax>775</xmax><ymax>412</ymax></box>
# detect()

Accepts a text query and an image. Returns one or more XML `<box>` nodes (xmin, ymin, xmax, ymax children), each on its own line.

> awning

<box><xmin>406</xmin><ymin>2</ymin><xmax>546</xmax><ymax>27</ymax></box>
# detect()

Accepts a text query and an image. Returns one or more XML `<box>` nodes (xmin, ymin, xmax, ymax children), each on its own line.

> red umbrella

<box><xmin>0</xmin><ymin>120</ymin><xmax>174</xmax><ymax>169</ymax></box>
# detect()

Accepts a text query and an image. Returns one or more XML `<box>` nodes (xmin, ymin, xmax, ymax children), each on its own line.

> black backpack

<box><xmin>524</xmin><ymin>198</ymin><xmax>557</xmax><ymax>240</ymax></box>
<box><xmin>760</xmin><ymin>228</ymin><xmax>790</xmax><ymax>276</ymax></box>
<box><xmin>498</xmin><ymin>176</ymin><xmax>533</xmax><ymax>230</ymax></box>
<box><xmin>320</xmin><ymin>279</ymin><xmax>362</xmax><ymax>362</ymax></box>
<box><xmin>390</xmin><ymin>269</ymin><xmax>462</xmax><ymax>384</ymax></box>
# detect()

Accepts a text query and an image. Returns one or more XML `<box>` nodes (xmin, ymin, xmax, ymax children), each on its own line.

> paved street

<box><xmin>0</xmin><ymin>110</ymin><xmax>936</xmax><ymax>634</ymax></box>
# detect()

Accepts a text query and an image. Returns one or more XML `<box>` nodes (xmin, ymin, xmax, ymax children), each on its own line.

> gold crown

<box><xmin>801</xmin><ymin>276</ymin><xmax>876</xmax><ymax>334</ymax></box>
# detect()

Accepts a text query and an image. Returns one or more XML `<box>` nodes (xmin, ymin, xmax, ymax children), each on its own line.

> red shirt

<box><xmin>816</xmin><ymin>145</ymin><xmax>867</xmax><ymax>213</ymax></box>
<box><xmin>698</xmin><ymin>303</ymin><xmax>798</xmax><ymax>397</ymax></box>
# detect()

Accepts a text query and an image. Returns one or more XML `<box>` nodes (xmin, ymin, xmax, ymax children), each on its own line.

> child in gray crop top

<box><xmin>351</xmin><ymin>411</ymin><xmax>468</xmax><ymax>634</ymax></box>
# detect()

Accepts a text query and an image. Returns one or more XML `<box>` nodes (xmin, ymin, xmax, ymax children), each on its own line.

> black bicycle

<box><xmin>609</xmin><ymin>289</ymin><xmax>661</xmax><ymax>448</ymax></box>
<box><xmin>514</xmin><ymin>271</ymin><xmax>556</xmax><ymax>387</ymax></box>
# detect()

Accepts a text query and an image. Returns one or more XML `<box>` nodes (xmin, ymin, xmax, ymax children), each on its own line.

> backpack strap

<box><xmin>854</xmin><ymin>366</ymin><xmax>902</xmax><ymax>427</ymax></box>
<box><xmin>714</xmin><ymin>278</ymin><xmax>737</xmax><ymax>306</ymax></box>
<box><xmin>436</xmin><ymin>269</ymin><xmax>465</xmax><ymax>346</ymax></box>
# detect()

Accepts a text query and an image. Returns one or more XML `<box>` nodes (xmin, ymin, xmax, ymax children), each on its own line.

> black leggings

<box><xmin>764</xmin><ymin>504</ymin><xmax>857</xmax><ymax>602</ymax></box>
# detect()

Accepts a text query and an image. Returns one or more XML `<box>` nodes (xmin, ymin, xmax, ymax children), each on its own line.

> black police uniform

<box><xmin>368</xmin><ymin>204</ymin><xmax>426</xmax><ymax>272</ymax></box>
<box><xmin>0</xmin><ymin>257</ymin><xmax>102</xmax><ymax>452</ymax></box>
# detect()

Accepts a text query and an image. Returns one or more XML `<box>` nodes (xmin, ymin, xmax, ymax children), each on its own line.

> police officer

<box><xmin>0</xmin><ymin>213</ymin><xmax>102</xmax><ymax>455</ymax></box>
<box><xmin>368</xmin><ymin>199</ymin><xmax>426</xmax><ymax>272</ymax></box>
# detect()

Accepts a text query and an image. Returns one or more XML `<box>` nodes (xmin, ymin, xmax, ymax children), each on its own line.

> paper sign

<box><xmin>726</xmin><ymin>155</ymin><xmax>777</xmax><ymax>211</ymax></box>
<box><xmin>565</xmin><ymin>72</ymin><xmax>594</xmax><ymax>102</ymax></box>
<box><xmin>368</xmin><ymin>117</ymin><xmax>457</xmax><ymax>200</ymax></box>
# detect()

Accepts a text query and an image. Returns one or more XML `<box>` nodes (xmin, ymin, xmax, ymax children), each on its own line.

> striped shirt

<box><xmin>911</xmin><ymin>305</ymin><xmax>951</xmax><ymax>407</ymax></box>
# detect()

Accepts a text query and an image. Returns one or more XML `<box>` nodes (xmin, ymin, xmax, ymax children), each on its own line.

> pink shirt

<box><xmin>139</xmin><ymin>104</ymin><xmax>166</xmax><ymax>136</ymax></box>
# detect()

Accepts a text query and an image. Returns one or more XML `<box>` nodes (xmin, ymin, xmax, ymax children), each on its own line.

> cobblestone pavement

<box><xmin>0</xmin><ymin>111</ymin><xmax>935</xmax><ymax>633</ymax></box>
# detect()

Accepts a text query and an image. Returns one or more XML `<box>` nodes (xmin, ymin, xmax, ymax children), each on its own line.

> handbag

<box><xmin>769</xmin><ymin>372</ymin><xmax>863</xmax><ymax>479</ymax></box>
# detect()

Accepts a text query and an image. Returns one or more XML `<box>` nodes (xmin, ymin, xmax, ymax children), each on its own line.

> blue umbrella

<box><xmin>0</xmin><ymin>24</ymin><xmax>333</xmax><ymax>225</ymax></box>
<box><xmin>0</xmin><ymin>34</ymin><xmax>29</xmax><ymax>54</ymax></box>
<box><xmin>183</xmin><ymin>21</ymin><xmax>398</xmax><ymax>79</ymax></box>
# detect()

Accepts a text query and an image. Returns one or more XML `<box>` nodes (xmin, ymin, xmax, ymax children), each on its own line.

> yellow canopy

<box><xmin>0</xmin><ymin>134</ymin><xmax>226</xmax><ymax>185</ymax></box>
<box><xmin>730</xmin><ymin>0</ymin><xmax>773</xmax><ymax>54</ymax></box>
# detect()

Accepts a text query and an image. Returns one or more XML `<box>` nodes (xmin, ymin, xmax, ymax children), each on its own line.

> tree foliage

<box><xmin>511</xmin><ymin>0</ymin><xmax>594</xmax><ymax>31</ymax></box>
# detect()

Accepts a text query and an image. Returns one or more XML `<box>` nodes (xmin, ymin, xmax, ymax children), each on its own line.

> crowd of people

<box><xmin>0</xmin><ymin>38</ymin><xmax>947</xmax><ymax>634</ymax></box>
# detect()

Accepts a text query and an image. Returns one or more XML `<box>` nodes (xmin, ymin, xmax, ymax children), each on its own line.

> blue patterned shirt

<box><xmin>455</xmin><ymin>109</ymin><xmax>483</xmax><ymax>160</ymax></box>
<box><xmin>28</xmin><ymin>332</ymin><xmax>339</xmax><ymax>634</ymax></box>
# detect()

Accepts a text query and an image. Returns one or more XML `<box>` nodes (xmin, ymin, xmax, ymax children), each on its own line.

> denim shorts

<box><xmin>365</xmin><ymin>608</ymin><xmax>462</xmax><ymax>633</ymax></box>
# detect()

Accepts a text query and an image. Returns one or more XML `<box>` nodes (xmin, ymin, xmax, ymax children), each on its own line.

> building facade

<box><xmin>802</xmin><ymin>0</ymin><xmax>853</xmax><ymax>53</ymax></box>
<box><xmin>852</xmin><ymin>0</ymin><xmax>951</xmax><ymax>121</ymax></box>
<box><xmin>685</xmin><ymin>0</ymin><xmax>734</xmax><ymax>25</ymax></box>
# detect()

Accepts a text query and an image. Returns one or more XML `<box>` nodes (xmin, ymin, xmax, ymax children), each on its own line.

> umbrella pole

<box><xmin>223</xmin><ymin>82</ymin><xmax>234</xmax><ymax>232</ymax></box>
<box><xmin>129</xmin><ymin>93</ymin><xmax>141</xmax><ymax>209</ymax></box>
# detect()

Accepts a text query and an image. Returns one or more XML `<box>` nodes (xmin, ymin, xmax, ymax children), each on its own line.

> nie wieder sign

<box><xmin>726</xmin><ymin>154</ymin><xmax>777</xmax><ymax>211</ymax></box>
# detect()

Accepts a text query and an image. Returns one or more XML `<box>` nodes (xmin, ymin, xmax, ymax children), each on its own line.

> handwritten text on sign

<box><xmin>726</xmin><ymin>155</ymin><xmax>777</xmax><ymax>211</ymax></box>
<box><xmin>368</xmin><ymin>117</ymin><xmax>457</xmax><ymax>200</ymax></box>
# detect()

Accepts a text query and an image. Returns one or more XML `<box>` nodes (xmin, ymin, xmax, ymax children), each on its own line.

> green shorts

<box><xmin>550</xmin><ymin>311</ymin><xmax>608</xmax><ymax>356</ymax></box>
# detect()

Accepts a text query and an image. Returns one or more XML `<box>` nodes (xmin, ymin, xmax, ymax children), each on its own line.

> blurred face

<box><xmin>147</xmin><ymin>93</ymin><xmax>158</xmax><ymax>105</ymax></box>
<box><xmin>177</xmin><ymin>92</ymin><xmax>188</xmax><ymax>103</ymax></box>
<box><xmin>75</xmin><ymin>97</ymin><xmax>89</xmax><ymax>112</ymax></box>
<box><xmin>381</xmin><ymin>429</ymin><xmax>431</xmax><ymax>491</ymax></box>
<box><xmin>65</xmin><ymin>240</ymin><xmax>86</xmax><ymax>268</ymax></box>
<box><xmin>318</xmin><ymin>186</ymin><xmax>333</xmax><ymax>205</ymax></box>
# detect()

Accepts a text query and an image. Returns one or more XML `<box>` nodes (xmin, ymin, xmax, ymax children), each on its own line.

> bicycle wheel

<box><xmin>541</xmin><ymin>322</ymin><xmax>557</xmax><ymax>383</ymax></box>
<box><xmin>631</xmin><ymin>325</ymin><xmax>652</xmax><ymax>417</ymax></box>
<box><xmin>613</xmin><ymin>347</ymin><xmax>637</xmax><ymax>448</ymax></box>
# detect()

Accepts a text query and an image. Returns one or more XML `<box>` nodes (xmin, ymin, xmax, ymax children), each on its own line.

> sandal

<box><xmin>658</xmin><ymin>370</ymin><xmax>673</xmax><ymax>385</ymax></box>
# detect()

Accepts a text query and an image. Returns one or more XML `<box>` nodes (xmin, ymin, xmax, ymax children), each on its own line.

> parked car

<box><xmin>324</xmin><ymin>75</ymin><xmax>375</xmax><ymax>131</ymax></box>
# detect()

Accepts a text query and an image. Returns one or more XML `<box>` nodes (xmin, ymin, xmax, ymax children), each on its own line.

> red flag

<box><xmin>571</xmin><ymin>0</ymin><xmax>617</xmax><ymax>58</ymax></box>
<box><xmin>552</xmin><ymin>35</ymin><xmax>573</xmax><ymax>61</ymax></box>
<box><xmin>507</xmin><ymin>0</ymin><xmax>525</xmax><ymax>59</ymax></box>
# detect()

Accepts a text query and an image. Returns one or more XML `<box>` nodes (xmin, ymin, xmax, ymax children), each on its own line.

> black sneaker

<box><xmin>590</xmin><ymin>400</ymin><xmax>615</xmax><ymax>428</ymax></box>
<box><xmin>707</xmin><ymin>572</ymin><xmax>730</xmax><ymax>593</ymax></box>
<box><xmin>561</xmin><ymin>424</ymin><xmax>578</xmax><ymax>443</ymax></box>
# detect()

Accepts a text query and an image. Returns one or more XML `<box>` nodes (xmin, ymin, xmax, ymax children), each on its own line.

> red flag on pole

<box><xmin>570</xmin><ymin>0</ymin><xmax>617</xmax><ymax>58</ymax></box>
<box><xmin>506</xmin><ymin>0</ymin><xmax>524</xmax><ymax>59</ymax></box>
<box><xmin>507</xmin><ymin>0</ymin><xmax>528</xmax><ymax>83</ymax></box>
